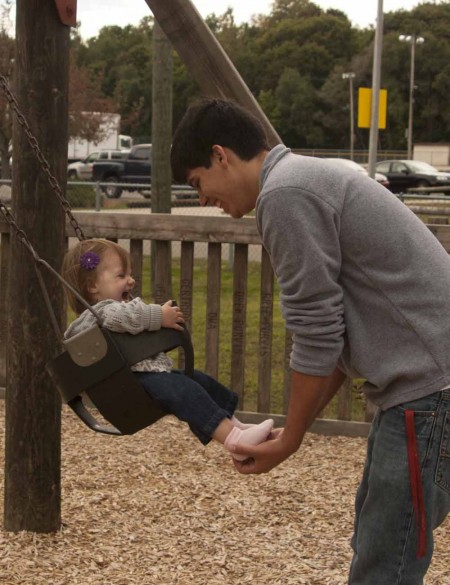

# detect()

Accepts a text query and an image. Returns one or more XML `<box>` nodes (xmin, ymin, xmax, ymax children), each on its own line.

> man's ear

<box><xmin>211</xmin><ymin>144</ymin><xmax>227</xmax><ymax>165</ymax></box>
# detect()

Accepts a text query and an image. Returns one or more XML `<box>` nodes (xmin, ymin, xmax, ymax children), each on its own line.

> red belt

<box><xmin>405</xmin><ymin>409</ymin><xmax>427</xmax><ymax>558</ymax></box>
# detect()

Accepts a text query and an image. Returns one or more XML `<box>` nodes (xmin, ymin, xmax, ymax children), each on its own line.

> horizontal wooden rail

<box><xmin>65</xmin><ymin>212</ymin><xmax>261</xmax><ymax>244</ymax></box>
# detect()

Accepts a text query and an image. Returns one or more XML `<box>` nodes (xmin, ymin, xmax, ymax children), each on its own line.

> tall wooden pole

<box><xmin>144</xmin><ymin>0</ymin><xmax>282</xmax><ymax>147</ymax></box>
<box><xmin>4</xmin><ymin>0</ymin><xmax>69</xmax><ymax>532</ymax></box>
<box><xmin>151</xmin><ymin>21</ymin><xmax>173</xmax><ymax>301</ymax></box>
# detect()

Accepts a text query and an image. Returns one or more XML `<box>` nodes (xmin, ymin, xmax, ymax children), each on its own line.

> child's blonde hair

<box><xmin>62</xmin><ymin>239</ymin><xmax>131</xmax><ymax>315</ymax></box>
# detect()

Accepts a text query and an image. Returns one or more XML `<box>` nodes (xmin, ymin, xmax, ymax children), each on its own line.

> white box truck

<box><xmin>413</xmin><ymin>144</ymin><xmax>450</xmax><ymax>169</ymax></box>
<box><xmin>67</xmin><ymin>112</ymin><xmax>133</xmax><ymax>162</ymax></box>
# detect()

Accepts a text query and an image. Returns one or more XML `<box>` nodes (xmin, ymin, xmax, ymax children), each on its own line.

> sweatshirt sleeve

<box><xmin>95</xmin><ymin>298</ymin><xmax>163</xmax><ymax>334</ymax></box>
<box><xmin>257</xmin><ymin>187</ymin><xmax>345</xmax><ymax>376</ymax></box>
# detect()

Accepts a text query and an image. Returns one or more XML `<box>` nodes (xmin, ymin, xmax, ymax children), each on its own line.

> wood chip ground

<box><xmin>0</xmin><ymin>402</ymin><xmax>448</xmax><ymax>584</ymax></box>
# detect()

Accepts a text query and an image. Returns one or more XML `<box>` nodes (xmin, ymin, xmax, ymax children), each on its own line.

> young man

<box><xmin>171</xmin><ymin>98</ymin><xmax>450</xmax><ymax>584</ymax></box>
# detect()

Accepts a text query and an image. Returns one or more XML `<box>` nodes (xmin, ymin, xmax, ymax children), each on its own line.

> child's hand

<box><xmin>161</xmin><ymin>300</ymin><xmax>185</xmax><ymax>331</ymax></box>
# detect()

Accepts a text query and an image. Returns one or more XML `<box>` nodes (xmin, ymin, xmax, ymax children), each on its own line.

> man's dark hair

<box><xmin>171</xmin><ymin>98</ymin><xmax>270</xmax><ymax>183</ymax></box>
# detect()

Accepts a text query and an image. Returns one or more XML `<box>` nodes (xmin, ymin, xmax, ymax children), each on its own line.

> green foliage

<box><xmin>70</xmin><ymin>0</ymin><xmax>450</xmax><ymax>148</ymax></box>
<box><xmin>66</xmin><ymin>183</ymin><xmax>97</xmax><ymax>208</ymax></box>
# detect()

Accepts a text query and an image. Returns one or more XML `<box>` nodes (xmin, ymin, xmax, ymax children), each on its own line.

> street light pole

<box><xmin>367</xmin><ymin>0</ymin><xmax>384</xmax><ymax>179</ymax></box>
<box><xmin>399</xmin><ymin>34</ymin><xmax>425</xmax><ymax>160</ymax></box>
<box><xmin>342</xmin><ymin>72</ymin><xmax>355</xmax><ymax>160</ymax></box>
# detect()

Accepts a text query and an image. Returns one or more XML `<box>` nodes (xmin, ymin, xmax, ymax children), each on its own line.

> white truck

<box><xmin>67</xmin><ymin>112</ymin><xmax>133</xmax><ymax>162</ymax></box>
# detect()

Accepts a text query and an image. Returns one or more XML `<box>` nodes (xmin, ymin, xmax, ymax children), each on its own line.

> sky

<box><xmin>69</xmin><ymin>1</ymin><xmax>424</xmax><ymax>40</ymax></box>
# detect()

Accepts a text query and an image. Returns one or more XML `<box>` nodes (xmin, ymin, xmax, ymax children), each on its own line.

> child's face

<box><xmin>89</xmin><ymin>250</ymin><xmax>135</xmax><ymax>303</ymax></box>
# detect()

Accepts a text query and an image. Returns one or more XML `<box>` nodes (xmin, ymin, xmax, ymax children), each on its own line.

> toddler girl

<box><xmin>62</xmin><ymin>238</ymin><xmax>273</xmax><ymax>460</ymax></box>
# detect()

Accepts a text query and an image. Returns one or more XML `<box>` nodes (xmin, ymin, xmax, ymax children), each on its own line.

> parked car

<box><xmin>375</xmin><ymin>160</ymin><xmax>450</xmax><ymax>194</ymax></box>
<box><xmin>92</xmin><ymin>144</ymin><xmax>152</xmax><ymax>198</ymax></box>
<box><xmin>67</xmin><ymin>149</ymin><xmax>130</xmax><ymax>181</ymax></box>
<box><xmin>324</xmin><ymin>158</ymin><xmax>390</xmax><ymax>188</ymax></box>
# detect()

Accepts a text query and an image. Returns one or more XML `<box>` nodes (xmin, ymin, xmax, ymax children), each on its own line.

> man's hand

<box><xmin>231</xmin><ymin>428</ymin><xmax>300</xmax><ymax>474</ymax></box>
<box><xmin>230</xmin><ymin>367</ymin><xmax>345</xmax><ymax>475</ymax></box>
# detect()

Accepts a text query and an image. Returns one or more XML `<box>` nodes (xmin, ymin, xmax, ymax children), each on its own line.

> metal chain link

<box><xmin>0</xmin><ymin>74</ymin><xmax>85</xmax><ymax>240</ymax></box>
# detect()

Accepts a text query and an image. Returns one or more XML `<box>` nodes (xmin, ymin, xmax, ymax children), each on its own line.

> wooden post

<box><xmin>144</xmin><ymin>0</ymin><xmax>282</xmax><ymax>147</ymax></box>
<box><xmin>4</xmin><ymin>0</ymin><xmax>69</xmax><ymax>532</ymax></box>
<box><xmin>151</xmin><ymin>21</ymin><xmax>173</xmax><ymax>299</ymax></box>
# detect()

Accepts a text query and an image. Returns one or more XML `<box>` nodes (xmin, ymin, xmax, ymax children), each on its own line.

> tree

<box><xmin>73</xmin><ymin>21</ymin><xmax>154</xmax><ymax>140</ymax></box>
<box><xmin>68</xmin><ymin>54</ymin><xmax>117</xmax><ymax>142</ymax></box>
<box><xmin>65</xmin><ymin>0</ymin><xmax>450</xmax><ymax>150</ymax></box>
<box><xmin>274</xmin><ymin>67</ymin><xmax>325</xmax><ymax>147</ymax></box>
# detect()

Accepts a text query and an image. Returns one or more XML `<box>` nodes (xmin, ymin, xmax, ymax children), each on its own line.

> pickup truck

<box><xmin>92</xmin><ymin>143</ymin><xmax>152</xmax><ymax>198</ymax></box>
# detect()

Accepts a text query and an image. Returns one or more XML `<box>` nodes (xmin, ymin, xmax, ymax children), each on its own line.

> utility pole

<box><xmin>342</xmin><ymin>72</ymin><xmax>355</xmax><ymax>160</ymax></box>
<box><xmin>367</xmin><ymin>0</ymin><xmax>384</xmax><ymax>178</ymax></box>
<box><xmin>4</xmin><ymin>0</ymin><xmax>69</xmax><ymax>532</ymax></box>
<box><xmin>399</xmin><ymin>34</ymin><xmax>425</xmax><ymax>160</ymax></box>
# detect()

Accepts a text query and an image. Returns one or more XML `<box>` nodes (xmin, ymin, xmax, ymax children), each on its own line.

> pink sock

<box><xmin>231</xmin><ymin>415</ymin><xmax>254</xmax><ymax>430</ymax></box>
<box><xmin>224</xmin><ymin>419</ymin><xmax>274</xmax><ymax>461</ymax></box>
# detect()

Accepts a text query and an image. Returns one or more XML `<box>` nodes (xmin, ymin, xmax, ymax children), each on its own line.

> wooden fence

<box><xmin>2</xmin><ymin>212</ymin><xmax>450</xmax><ymax>437</ymax></box>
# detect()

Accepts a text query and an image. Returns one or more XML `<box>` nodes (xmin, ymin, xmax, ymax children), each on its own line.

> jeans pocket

<box><xmin>435</xmin><ymin>411</ymin><xmax>450</xmax><ymax>495</ymax></box>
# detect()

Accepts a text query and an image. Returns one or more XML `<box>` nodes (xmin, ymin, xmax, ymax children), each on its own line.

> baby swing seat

<box><xmin>46</xmin><ymin>324</ymin><xmax>194</xmax><ymax>436</ymax></box>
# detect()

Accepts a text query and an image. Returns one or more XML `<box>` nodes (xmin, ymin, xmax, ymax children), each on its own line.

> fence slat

<box><xmin>231</xmin><ymin>244</ymin><xmax>248</xmax><ymax>408</ymax></box>
<box><xmin>258</xmin><ymin>247</ymin><xmax>274</xmax><ymax>413</ymax></box>
<box><xmin>337</xmin><ymin>378</ymin><xmax>352</xmax><ymax>421</ymax></box>
<box><xmin>130</xmin><ymin>239</ymin><xmax>143</xmax><ymax>298</ymax></box>
<box><xmin>153</xmin><ymin>240</ymin><xmax>172</xmax><ymax>304</ymax></box>
<box><xmin>205</xmin><ymin>243</ymin><xmax>221</xmax><ymax>378</ymax></box>
<box><xmin>0</xmin><ymin>232</ymin><xmax>10</xmax><ymax>387</ymax></box>
<box><xmin>179</xmin><ymin>241</ymin><xmax>194</xmax><ymax>370</ymax></box>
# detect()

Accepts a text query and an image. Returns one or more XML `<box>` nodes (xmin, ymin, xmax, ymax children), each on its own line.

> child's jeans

<box><xmin>134</xmin><ymin>369</ymin><xmax>238</xmax><ymax>444</ymax></box>
<box><xmin>348</xmin><ymin>390</ymin><xmax>450</xmax><ymax>584</ymax></box>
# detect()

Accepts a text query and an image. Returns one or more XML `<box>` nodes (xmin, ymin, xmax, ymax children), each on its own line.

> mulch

<box><xmin>0</xmin><ymin>402</ymin><xmax>448</xmax><ymax>585</ymax></box>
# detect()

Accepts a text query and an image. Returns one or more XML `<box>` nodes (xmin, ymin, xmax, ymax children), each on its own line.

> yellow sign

<box><xmin>358</xmin><ymin>88</ymin><xmax>387</xmax><ymax>129</ymax></box>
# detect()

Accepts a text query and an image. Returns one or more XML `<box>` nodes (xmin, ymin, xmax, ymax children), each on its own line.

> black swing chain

<box><xmin>0</xmin><ymin>74</ymin><xmax>86</xmax><ymax>241</ymax></box>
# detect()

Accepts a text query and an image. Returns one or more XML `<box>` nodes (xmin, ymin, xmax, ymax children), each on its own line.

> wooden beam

<box><xmin>144</xmin><ymin>0</ymin><xmax>282</xmax><ymax>147</ymax></box>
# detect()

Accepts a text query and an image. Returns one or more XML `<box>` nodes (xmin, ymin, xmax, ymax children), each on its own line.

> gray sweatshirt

<box><xmin>256</xmin><ymin>145</ymin><xmax>450</xmax><ymax>409</ymax></box>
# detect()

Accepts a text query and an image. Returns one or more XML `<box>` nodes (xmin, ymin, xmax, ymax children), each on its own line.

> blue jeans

<box><xmin>349</xmin><ymin>390</ymin><xmax>450</xmax><ymax>584</ymax></box>
<box><xmin>134</xmin><ymin>369</ymin><xmax>238</xmax><ymax>445</ymax></box>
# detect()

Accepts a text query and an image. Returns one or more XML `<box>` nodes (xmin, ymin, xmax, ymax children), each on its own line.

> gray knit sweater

<box><xmin>64</xmin><ymin>298</ymin><xmax>173</xmax><ymax>372</ymax></box>
<box><xmin>256</xmin><ymin>145</ymin><xmax>450</xmax><ymax>409</ymax></box>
